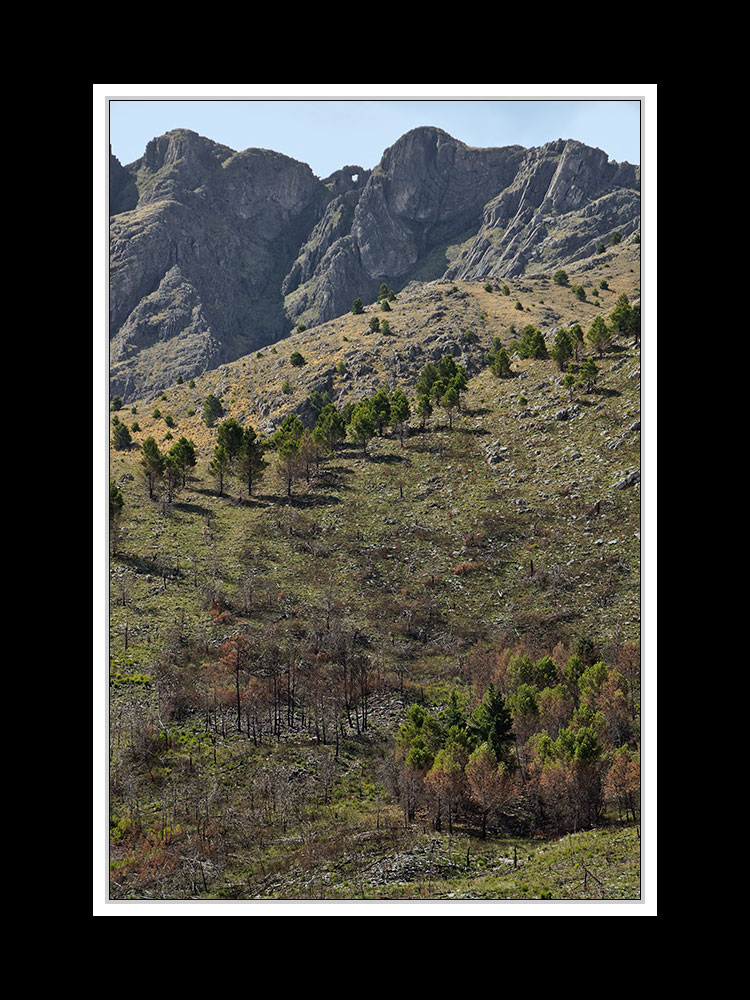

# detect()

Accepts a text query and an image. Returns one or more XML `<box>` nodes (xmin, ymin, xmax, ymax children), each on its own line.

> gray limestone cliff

<box><xmin>109</xmin><ymin>126</ymin><xmax>639</xmax><ymax>401</ymax></box>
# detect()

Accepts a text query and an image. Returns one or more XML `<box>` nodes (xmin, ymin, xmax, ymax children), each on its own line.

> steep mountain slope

<box><xmin>109</xmin><ymin>127</ymin><xmax>639</xmax><ymax>405</ymax></box>
<box><xmin>113</xmin><ymin>244</ymin><xmax>642</xmax><ymax>647</ymax></box>
<box><xmin>108</xmin><ymin>240</ymin><xmax>642</xmax><ymax>900</ymax></box>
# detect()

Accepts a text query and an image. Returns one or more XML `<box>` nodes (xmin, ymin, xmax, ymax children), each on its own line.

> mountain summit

<box><xmin>109</xmin><ymin>126</ymin><xmax>639</xmax><ymax>401</ymax></box>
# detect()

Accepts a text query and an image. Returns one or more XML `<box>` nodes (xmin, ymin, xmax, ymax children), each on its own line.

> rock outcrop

<box><xmin>110</xmin><ymin>130</ymin><xmax>331</xmax><ymax>400</ymax></box>
<box><xmin>110</xmin><ymin>126</ymin><xmax>639</xmax><ymax>401</ymax></box>
<box><xmin>444</xmin><ymin>139</ymin><xmax>640</xmax><ymax>280</ymax></box>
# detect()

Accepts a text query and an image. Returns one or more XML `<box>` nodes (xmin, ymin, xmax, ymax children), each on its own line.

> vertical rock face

<box><xmin>109</xmin><ymin>130</ymin><xmax>331</xmax><ymax>400</ymax></box>
<box><xmin>365</xmin><ymin>126</ymin><xmax>524</xmax><ymax>229</ymax></box>
<box><xmin>444</xmin><ymin>139</ymin><xmax>641</xmax><ymax>280</ymax></box>
<box><xmin>109</xmin><ymin>150</ymin><xmax>139</xmax><ymax>215</ymax></box>
<box><xmin>109</xmin><ymin>126</ymin><xmax>639</xmax><ymax>402</ymax></box>
<box><xmin>132</xmin><ymin>130</ymin><xmax>235</xmax><ymax>205</ymax></box>
<box><xmin>282</xmin><ymin>129</ymin><xmax>528</xmax><ymax>329</ymax></box>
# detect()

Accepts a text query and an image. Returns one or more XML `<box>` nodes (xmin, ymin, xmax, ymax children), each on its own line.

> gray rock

<box><xmin>613</xmin><ymin>470</ymin><xmax>640</xmax><ymax>490</ymax></box>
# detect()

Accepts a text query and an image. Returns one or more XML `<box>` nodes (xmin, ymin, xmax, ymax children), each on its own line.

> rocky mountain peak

<box><xmin>129</xmin><ymin>129</ymin><xmax>235</xmax><ymax>206</ymax></box>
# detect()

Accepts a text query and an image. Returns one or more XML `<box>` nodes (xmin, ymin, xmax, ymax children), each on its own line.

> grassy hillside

<box><xmin>116</xmin><ymin>237</ymin><xmax>639</xmax><ymax>430</ymax></box>
<box><xmin>107</xmin><ymin>238</ymin><xmax>642</xmax><ymax>903</ymax></box>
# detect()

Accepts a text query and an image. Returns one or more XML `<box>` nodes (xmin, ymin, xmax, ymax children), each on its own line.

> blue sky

<box><xmin>108</xmin><ymin>91</ymin><xmax>642</xmax><ymax>178</ymax></box>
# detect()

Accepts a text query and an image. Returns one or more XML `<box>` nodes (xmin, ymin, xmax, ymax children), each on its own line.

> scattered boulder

<box><xmin>613</xmin><ymin>470</ymin><xmax>640</xmax><ymax>490</ymax></box>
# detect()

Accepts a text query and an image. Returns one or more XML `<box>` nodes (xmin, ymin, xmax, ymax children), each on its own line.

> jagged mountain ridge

<box><xmin>109</xmin><ymin>126</ymin><xmax>639</xmax><ymax>401</ymax></box>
